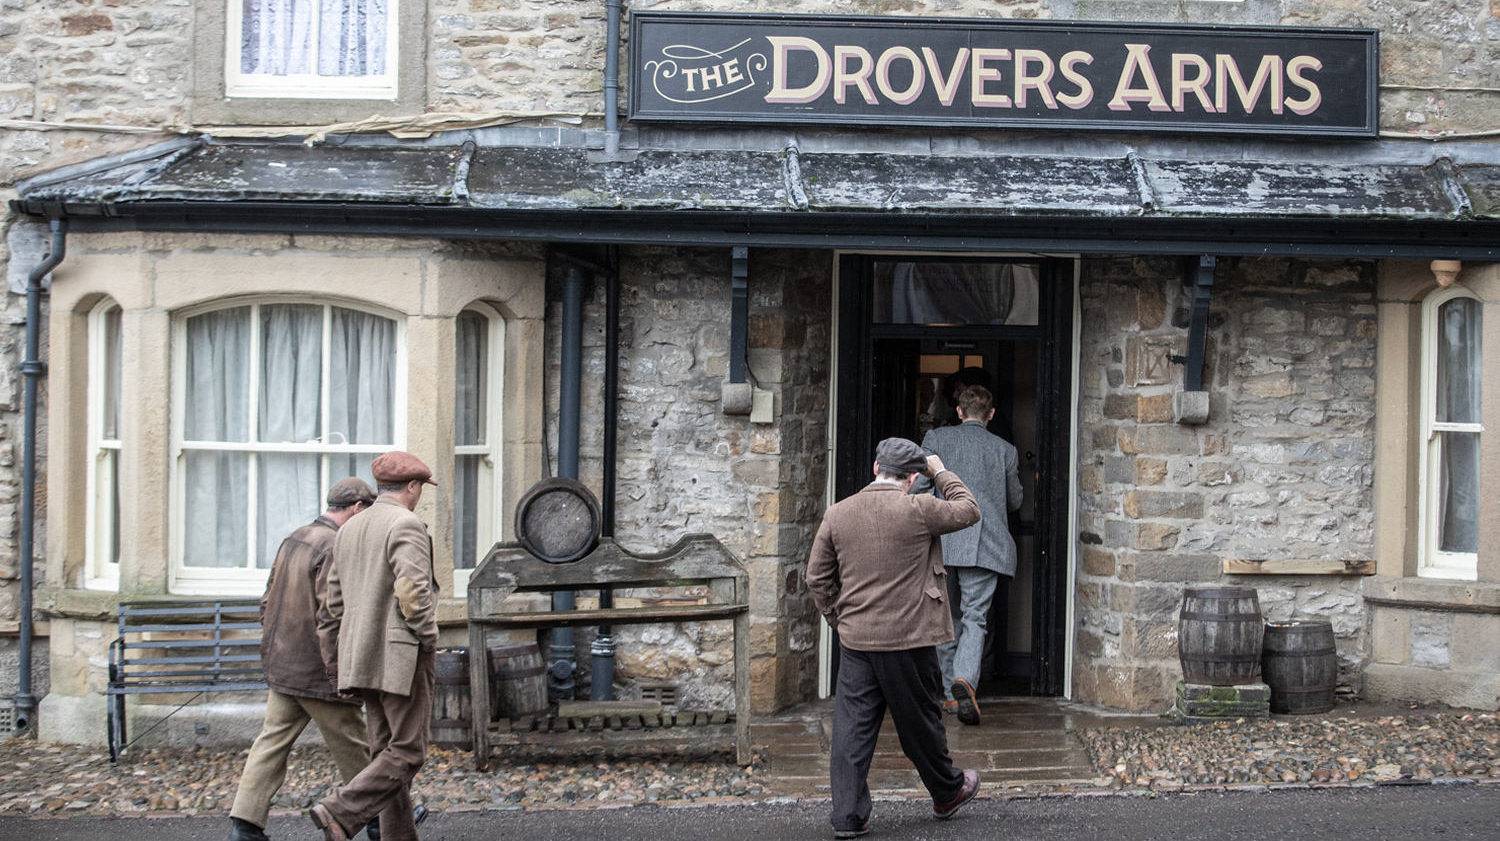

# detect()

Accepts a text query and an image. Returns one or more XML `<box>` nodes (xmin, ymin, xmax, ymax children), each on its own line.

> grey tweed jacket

<box><xmin>914</xmin><ymin>420</ymin><xmax>1024</xmax><ymax>577</ymax></box>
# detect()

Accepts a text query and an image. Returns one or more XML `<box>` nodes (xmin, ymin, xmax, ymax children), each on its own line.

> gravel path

<box><xmin>1</xmin><ymin>711</ymin><xmax>1495</xmax><ymax>819</ymax></box>
<box><xmin>1080</xmin><ymin>712</ymin><xmax>1500</xmax><ymax>789</ymax></box>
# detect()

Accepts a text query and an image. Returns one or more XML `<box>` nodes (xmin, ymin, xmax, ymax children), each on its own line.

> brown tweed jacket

<box><xmin>806</xmin><ymin>471</ymin><xmax>980</xmax><ymax>652</ymax></box>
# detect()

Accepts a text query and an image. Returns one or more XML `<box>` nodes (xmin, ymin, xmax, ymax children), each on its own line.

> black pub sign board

<box><xmin>629</xmin><ymin>12</ymin><xmax>1378</xmax><ymax>138</ymax></box>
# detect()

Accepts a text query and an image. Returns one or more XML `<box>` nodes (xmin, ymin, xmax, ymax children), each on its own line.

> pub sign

<box><xmin>629</xmin><ymin>12</ymin><xmax>1378</xmax><ymax>138</ymax></box>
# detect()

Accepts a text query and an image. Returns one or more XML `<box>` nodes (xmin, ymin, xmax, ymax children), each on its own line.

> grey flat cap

<box><xmin>327</xmin><ymin>476</ymin><xmax>376</xmax><ymax>507</ymax></box>
<box><xmin>875</xmin><ymin>437</ymin><xmax>928</xmax><ymax>477</ymax></box>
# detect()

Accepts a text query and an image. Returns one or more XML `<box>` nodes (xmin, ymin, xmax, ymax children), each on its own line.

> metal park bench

<box><xmin>105</xmin><ymin>599</ymin><xmax>265</xmax><ymax>762</ymax></box>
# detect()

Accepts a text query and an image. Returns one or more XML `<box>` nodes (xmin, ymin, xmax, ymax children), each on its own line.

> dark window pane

<box><xmin>1436</xmin><ymin>297</ymin><xmax>1482</xmax><ymax>424</ymax></box>
<box><xmin>1438</xmin><ymin>431</ymin><xmax>1480</xmax><ymax>555</ymax></box>
<box><xmin>872</xmin><ymin>261</ymin><xmax>1040</xmax><ymax>326</ymax></box>
<box><xmin>455</xmin><ymin>311</ymin><xmax>488</xmax><ymax>447</ymax></box>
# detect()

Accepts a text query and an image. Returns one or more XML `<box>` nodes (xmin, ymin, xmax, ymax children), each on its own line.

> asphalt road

<box><xmin>1</xmin><ymin>786</ymin><xmax>1496</xmax><ymax>841</ymax></box>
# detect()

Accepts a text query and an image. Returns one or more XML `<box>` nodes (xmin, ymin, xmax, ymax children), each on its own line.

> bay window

<box><xmin>172</xmin><ymin>300</ymin><xmax>404</xmax><ymax>594</ymax></box>
<box><xmin>86</xmin><ymin>300</ymin><xmax>123</xmax><ymax>590</ymax></box>
<box><xmin>1419</xmin><ymin>287</ymin><xmax>1483</xmax><ymax>580</ymax></box>
<box><xmin>453</xmin><ymin>304</ymin><xmax>504</xmax><ymax>593</ymax></box>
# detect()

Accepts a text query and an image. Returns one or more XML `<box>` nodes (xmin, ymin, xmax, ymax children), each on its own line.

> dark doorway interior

<box><xmin>834</xmin><ymin>255</ymin><xmax>1074</xmax><ymax>696</ymax></box>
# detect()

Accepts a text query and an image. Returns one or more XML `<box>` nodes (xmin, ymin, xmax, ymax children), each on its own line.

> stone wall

<box><xmin>543</xmin><ymin>246</ymin><xmax>830</xmax><ymax>714</ymax></box>
<box><xmin>1073</xmin><ymin>256</ymin><xmax>1378</xmax><ymax>712</ymax></box>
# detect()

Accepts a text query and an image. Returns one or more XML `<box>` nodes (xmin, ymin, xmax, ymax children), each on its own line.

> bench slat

<box><xmin>122</xmin><ymin>638</ymin><xmax>260</xmax><ymax>651</ymax></box>
<box><xmin>121</xmin><ymin>653</ymin><xmax>261</xmax><ymax>666</ymax></box>
<box><xmin>120</xmin><ymin>604</ymin><xmax>259</xmax><ymax>618</ymax></box>
<box><xmin>120</xmin><ymin>668</ymin><xmax>265</xmax><ymax>679</ymax></box>
<box><xmin>107</xmin><ymin>681</ymin><xmax>267</xmax><ymax>695</ymax></box>
<box><xmin>121</xmin><ymin>622</ymin><xmax>262</xmax><ymax>634</ymax></box>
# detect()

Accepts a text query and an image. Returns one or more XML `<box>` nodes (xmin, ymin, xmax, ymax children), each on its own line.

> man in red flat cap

<box><xmin>311</xmin><ymin>452</ymin><xmax>439</xmax><ymax>841</ymax></box>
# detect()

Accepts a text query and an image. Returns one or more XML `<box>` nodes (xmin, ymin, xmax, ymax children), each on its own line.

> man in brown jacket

<box><xmin>226</xmin><ymin>478</ymin><xmax>375</xmax><ymax>841</ymax></box>
<box><xmin>807</xmin><ymin>437</ymin><xmax>984</xmax><ymax>838</ymax></box>
<box><xmin>311</xmin><ymin>452</ymin><xmax>439</xmax><ymax>841</ymax></box>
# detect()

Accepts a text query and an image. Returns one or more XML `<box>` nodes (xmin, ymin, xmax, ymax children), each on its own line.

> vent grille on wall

<box><xmin>0</xmin><ymin>700</ymin><xmax>16</xmax><ymax>738</ymax></box>
<box><xmin>638</xmin><ymin>682</ymin><xmax>680</xmax><ymax>707</ymax></box>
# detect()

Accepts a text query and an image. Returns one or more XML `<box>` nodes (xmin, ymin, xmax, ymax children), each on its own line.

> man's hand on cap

<box><xmin>925</xmin><ymin>455</ymin><xmax>946</xmax><ymax>477</ymax></box>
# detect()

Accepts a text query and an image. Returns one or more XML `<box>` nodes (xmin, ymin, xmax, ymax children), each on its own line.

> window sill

<box><xmin>1363</xmin><ymin>575</ymin><xmax>1500</xmax><ymax>614</ymax></box>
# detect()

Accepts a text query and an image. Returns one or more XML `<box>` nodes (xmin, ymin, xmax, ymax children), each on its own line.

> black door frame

<box><xmin>833</xmin><ymin>253</ymin><xmax>1075</xmax><ymax>696</ymax></box>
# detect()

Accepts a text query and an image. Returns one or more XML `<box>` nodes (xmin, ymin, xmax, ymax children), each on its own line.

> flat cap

<box><xmin>326</xmin><ymin>476</ymin><xmax>376</xmax><ymax>507</ymax></box>
<box><xmin>875</xmin><ymin>437</ymin><xmax>928</xmax><ymax>477</ymax></box>
<box><xmin>371</xmin><ymin>451</ymin><xmax>437</xmax><ymax>486</ymax></box>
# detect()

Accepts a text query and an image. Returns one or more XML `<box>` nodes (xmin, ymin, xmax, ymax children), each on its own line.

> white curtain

<box><xmin>329</xmin><ymin>307</ymin><xmax>395</xmax><ymax>487</ymax></box>
<box><xmin>454</xmin><ymin>311</ymin><xmax>486</xmax><ymax>570</ymax></box>
<box><xmin>241</xmin><ymin>0</ymin><xmax>388</xmax><ymax>77</ymax></box>
<box><xmin>1437</xmin><ymin>297</ymin><xmax>1482</xmax><ymax>554</ymax></box>
<box><xmin>184</xmin><ymin>308</ymin><xmax>250</xmax><ymax>568</ymax></box>
<box><xmin>257</xmin><ymin>305</ymin><xmax>323</xmax><ymax>568</ymax></box>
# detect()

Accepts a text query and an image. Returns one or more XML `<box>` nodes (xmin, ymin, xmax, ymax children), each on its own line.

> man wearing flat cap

<box><xmin>807</xmin><ymin>438</ymin><xmax>984</xmax><ymax>838</ymax></box>
<box><xmin>226</xmin><ymin>478</ymin><xmax>376</xmax><ymax>841</ymax></box>
<box><xmin>312</xmin><ymin>453</ymin><xmax>439</xmax><ymax>841</ymax></box>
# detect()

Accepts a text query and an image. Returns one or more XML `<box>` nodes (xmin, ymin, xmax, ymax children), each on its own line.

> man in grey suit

<box><xmin>915</xmin><ymin>385</ymin><xmax>1023</xmax><ymax>726</ymax></box>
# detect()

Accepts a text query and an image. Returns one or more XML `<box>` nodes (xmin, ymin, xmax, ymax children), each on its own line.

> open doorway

<box><xmin>831</xmin><ymin>254</ymin><xmax>1075</xmax><ymax>696</ymax></box>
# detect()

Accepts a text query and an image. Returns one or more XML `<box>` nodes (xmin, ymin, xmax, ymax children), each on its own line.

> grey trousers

<box><xmin>830</xmin><ymin>646</ymin><xmax>964</xmax><ymax>832</ymax></box>
<box><xmin>938</xmin><ymin>566</ymin><xmax>1000</xmax><ymax>696</ymax></box>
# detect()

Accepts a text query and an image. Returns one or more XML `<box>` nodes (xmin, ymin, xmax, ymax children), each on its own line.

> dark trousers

<box><xmin>830</xmin><ymin>646</ymin><xmax>964</xmax><ymax>832</ymax></box>
<box><xmin>320</xmin><ymin>648</ymin><xmax>435</xmax><ymax>841</ymax></box>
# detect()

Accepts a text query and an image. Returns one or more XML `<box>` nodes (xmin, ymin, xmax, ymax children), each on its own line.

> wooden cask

<box><xmin>513</xmin><ymin>478</ymin><xmax>602</xmax><ymax>564</ymax></box>
<box><xmin>1178</xmin><ymin>587</ymin><xmax>1264</xmax><ymax>686</ymax></box>
<box><xmin>487</xmin><ymin>641</ymin><xmax>549</xmax><ymax>719</ymax></box>
<box><xmin>431</xmin><ymin>647</ymin><xmax>472</xmax><ymax>747</ymax></box>
<box><xmin>1263</xmin><ymin>620</ymin><xmax>1337</xmax><ymax>714</ymax></box>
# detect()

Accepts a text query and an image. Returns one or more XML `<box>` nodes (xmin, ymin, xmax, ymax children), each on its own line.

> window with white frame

<box><xmin>172</xmin><ymin>301</ymin><xmax>404</xmax><ymax>594</ymax></box>
<box><xmin>86</xmin><ymin>301</ymin><xmax>123</xmax><ymax>589</ymax></box>
<box><xmin>1419</xmin><ymin>287</ymin><xmax>1483</xmax><ymax>580</ymax></box>
<box><xmin>227</xmin><ymin>0</ymin><xmax>399</xmax><ymax>99</ymax></box>
<box><xmin>453</xmin><ymin>305</ymin><xmax>504</xmax><ymax>593</ymax></box>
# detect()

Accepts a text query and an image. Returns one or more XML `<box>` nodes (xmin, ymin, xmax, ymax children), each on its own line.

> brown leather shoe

<box><xmin>942</xmin><ymin>699</ymin><xmax>959</xmax><ymax>715</ymax></box>
<box><xmin>951</xmin><ymin>678</ymin><xmax>981</xmax><ymax>726</ymax></box>
<box><xmin>933</xmin><ymin>769</ymin><xmax>980</xmax><ymax>820</ymax></box>
<box><xmin>308</xmin><ymin>803</ymin><xmax>351</xmax><ymax>841</ymax></box>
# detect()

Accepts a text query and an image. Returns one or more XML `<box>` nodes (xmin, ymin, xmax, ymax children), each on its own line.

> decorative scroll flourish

<box><xmin>643</xmin><ymin>37</ymin><xmax>767</xmax><ymax>104</ymax></box>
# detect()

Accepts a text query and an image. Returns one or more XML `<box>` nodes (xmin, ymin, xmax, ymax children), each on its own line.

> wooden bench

<box><xmin>106</xmin><ymin>599</ymin><xmax>265</xmax><ymax>762</ymax></box>
<box><xmin>466</xmin><ymin>534</ymin><xmax>751</xmax><ymax>769</ymax></box>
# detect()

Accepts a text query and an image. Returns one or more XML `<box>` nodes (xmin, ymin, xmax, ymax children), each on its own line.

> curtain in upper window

<box><xmin>239</xmin><ymin>0</ymin><xmax>389</xmax><ymax>77</ymax></box>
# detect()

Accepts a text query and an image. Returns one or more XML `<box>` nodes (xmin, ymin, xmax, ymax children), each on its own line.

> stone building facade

<box><xmin>0</xmin><ymin>0</ymin><xmax>1497</xmax><ymax>742</ymax></box>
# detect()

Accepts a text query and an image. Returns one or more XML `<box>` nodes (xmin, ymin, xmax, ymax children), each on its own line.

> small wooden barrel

<box><xmin>487</xmin><ymin>641</ymin><xmax>548</xmax><ymax>719</ymax></box>
<box><xmin>1263</xmin><ymin>620</ymin><xmax>1337</xmax><ymax>714</ymax></box>
<box><xmin>431</xmin><ymin>647</ymin><xmax>472</xmax><ymax>747</ymax></box>
<box><xmin>514</xmin><ymin>477</ymin><xmax>602</xmax><ymax>564</ymax></box>
<box><xmin>1178</xmin><ymin>587</ymin><xmax>1265</xmax><ymax>686</ymax></box>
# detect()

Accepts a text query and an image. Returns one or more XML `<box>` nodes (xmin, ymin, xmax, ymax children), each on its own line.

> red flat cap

<box><xmin>371</xmin><ymin>451</ymin><xmax>437</xmax><ymax>486</ymax></box>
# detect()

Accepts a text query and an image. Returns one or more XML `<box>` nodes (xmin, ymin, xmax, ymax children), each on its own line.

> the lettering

<box><xmin>971</xmin><ymin>48</ymin><xmax>1013</xmax><ymax>108</ymax></box>
<box><xmin>1109</xmin><ymin>43</ymin><xmax>1170</xmax><ymax>112</ymax></box>
<box><xmin>764</xmin><ymin>36</ymin><xmax>831</xmax><ymax>104</ymax></box>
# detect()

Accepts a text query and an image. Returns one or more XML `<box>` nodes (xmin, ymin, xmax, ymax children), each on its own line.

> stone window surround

<box><xmin>1372</xmin><ymin>261</ymin><xmax>1500</xmax><ymax>597</ymax></box>
<box><xmin>43</xmin><ymin>233</ymin><xmax>544</xmax><ymax>624</ymax></box>
<box><xmin>192</xmin><ymin>0</ymin><xmax>428</xmax><ymax>126</ymax></box>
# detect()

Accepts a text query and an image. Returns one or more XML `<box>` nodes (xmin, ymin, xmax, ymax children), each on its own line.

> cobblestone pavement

<box><xmin>0</xmin><ymin>700</ymin><xmax>1495</xmax><ymax>820</ymax></box>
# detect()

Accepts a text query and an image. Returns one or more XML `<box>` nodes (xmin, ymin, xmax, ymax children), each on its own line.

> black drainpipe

<box><xmin>603</xmin><ymin>0</ymin><xmax>623</xmax><ymax>157</ymax></box>
<box><xmin>16</xmin><ymin>217</ymin><xmax>66</xmax><ymax>733</ymax></box>
<box><xmin>548</xmin><ymin>264</ymin><xmax>587</xmax><ymax>701</ymax></box>
<box><xmin>590</xmin><ymin>247</ymin><xmax>620</xmax><ymax>700</ymax></box>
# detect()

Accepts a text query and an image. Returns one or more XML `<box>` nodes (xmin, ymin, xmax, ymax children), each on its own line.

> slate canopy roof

<box><xmin>12</xmin><ymin>133</ymin><xmax>1500</xmax><ymax>258</ymax></box>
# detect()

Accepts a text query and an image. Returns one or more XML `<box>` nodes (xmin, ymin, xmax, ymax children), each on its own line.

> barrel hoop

<box><xmin>1182</xmin><ymin>653</ymin><xmax>1263</xmax><ymax>663</ymax></box>
<box><xmin>1183</xmin><ymin>587</ymin><xmax>1259</xmax><ymax>598</ymax></box>
<box><xmin>1180</xmin><ymin>612</ymin><xmax>1263</xmax><ymax>621</ymax></box>
<box><xmin>1270</xmin><ymin>686</ymin><xmax>1337</xmax><ymax>694</ymax></box>
<box><xmin>494</xmin><ymin>665</ymin><xmax>547</xmax><ymax>679</ymax></box>
<box><xmin>1265</xmin><ymin>648</ymin><xmax>1337</xmax><ymax>657</ymax></box>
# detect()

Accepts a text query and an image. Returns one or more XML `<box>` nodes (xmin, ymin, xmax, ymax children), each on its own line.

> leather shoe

<box><xmin>932</xmin><ymin>769</ymin><xmax>980</xmax><ymax>820</ymax></box>
<box><xmin>365</xmin><ymin>804</ymin><xmax>430</xmax><ymax>840</ymax></box>
<box><xmin>942</xmin><ymin>699</ymin><xmax>958</xmax><ymax>715</ymax></box>
<box><xmin>951</xmin><ymin>679</ymin><xmax>981</xmax><ymax>726</ymax></box>
<box><xmin>833</xmin><ymin>823</ymin><xmax>870</xmax><ymax>839</ymax></box>
<box><xmin>309</xmin><ymin>803</ymin><xmax>352</xmax><ymax>841</ymax></box>
<box><xmin>225</xmin><ymin>817</ymin><xmax>269</xmax><ymax>841</ymax></box>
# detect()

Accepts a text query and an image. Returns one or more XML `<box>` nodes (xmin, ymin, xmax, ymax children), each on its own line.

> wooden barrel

<box><xmin>487</xmin><ymin>641</ymin><xmax>548</xmax><ymax>719</ymax></box>
<box><xmin>1178</xmin><ymin>587</ymin><xmax>1264</xmax><ymax>686</ymax></box>
<box><xmin>1263</xmin><ymin>620</ymin><xmax>1337</xmax><ymax>714</ymax></box>
<box><xmin>430</xmin><ymin>647</ymin><xmax>472</xmax><ymax>747</ymax></box>
<box><xmin>514</xmin><ymin>478</ymin><xmax>601</xmax><ymax>564</ymax></box>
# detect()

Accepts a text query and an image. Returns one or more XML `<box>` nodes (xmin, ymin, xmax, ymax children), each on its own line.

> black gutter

<box><xmin>16</xmin><ymin>218</ymin><xmax>66</xmax><ymax>733</ymax></box>
<box><xmin>20</xmin><ymin>202</ymin><xmax>1500</xmax><ymax>260</ymax></box>
<box><xmin>548</xmin><ymin>263</ymin><xmax>587</xmax><ymax>702</ymax></box>
<box><xmin>602</xmin><ymin>0</ymin><xmax>623</xmax><ymax>157</ymax></box>
<box><xmin>590</xmin><ymin>246</ymin><xmax>620</xmax><ymax>701</ymax></box>
<box><xmin>1182</xmin><ymin>256</ymin><xmax>1217</xmax><ymax>393</ymax></box>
